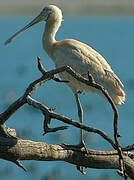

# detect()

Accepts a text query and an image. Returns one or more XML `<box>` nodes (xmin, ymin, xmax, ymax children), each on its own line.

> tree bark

<box><xmin>0</xmin><ymin>135</ymin><xmax>134</xmax><ymax>179</ymax></box>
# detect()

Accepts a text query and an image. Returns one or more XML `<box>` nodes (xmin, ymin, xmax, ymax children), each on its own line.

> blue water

<box><xmin>1</xmin><ymin>15</ymin><xmax>134</xmax><ymax>180</ymax></box>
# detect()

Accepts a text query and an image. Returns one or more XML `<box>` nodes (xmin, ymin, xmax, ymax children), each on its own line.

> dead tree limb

<box><xmin>0</xmin><ymin>136</ymin><xmax>134</xmax><ymax>179</ymax></box>
<box><xmin>0</xmin><ymin>57</ymin><xmax>116</xmax><ymax>149</ymax></box>
<box><xmin>0</xmin><ymin>57</ymin><xmax>132</xmax><ymax>179</ymax></box>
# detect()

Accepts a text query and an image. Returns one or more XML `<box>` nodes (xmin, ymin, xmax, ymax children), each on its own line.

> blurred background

<box><xmin>1</xmin><ymin>0</ymin><xmax>134</xmax><ymax>180</ymax></box>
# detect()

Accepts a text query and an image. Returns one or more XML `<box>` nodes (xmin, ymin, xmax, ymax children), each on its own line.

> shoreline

<box><xmin>0</xmin><ymin>0</ymin><xmax>134</xmax><ymax>15</ymax></box>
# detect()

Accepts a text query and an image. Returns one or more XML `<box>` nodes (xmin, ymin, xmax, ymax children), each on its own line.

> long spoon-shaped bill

<box><xmin>4</xmin><ymin>13</ymin><xmax>42</xmax><ymax>46</ymax></box>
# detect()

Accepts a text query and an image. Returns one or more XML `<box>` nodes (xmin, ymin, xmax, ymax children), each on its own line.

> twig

<box><xmin>26</xmin><ymin>95</ymin><xmax>116</xmax><ymax>149</ymax></box>
<box><xmin>123</xmin><ymin>144</ymin><xmax>134</xmax><ymax>152</ymax></box>
<box><xmin>43</xmin><ymin>126</ymin><xmax>69</xmax><ymax>135</ymax></box>
<box><xmin>38</xmin><ymin>56</ymin><xmax>69</xmax><ymax>83</ymax></box>
<box><xmin>13</xmin><ymin>160</ymin><xmax>27</xmax><ymax>172</ymax></box>
<box><xmin>0</xmin><ymin>96</ymin><xmax>26</xmax><ymax>124</ymax></box>
<box><xmin>87</xmin><ymin>73</ymin><xmax>127</xmax><ymax>179</ymax></box>
<box><xmin>37</xmin><ymin>56</ymin><xmax>47</xmax><ymax>74</ymax></box>
<box><xmin>87</xmin><ymin>74</ymin><xmax>127</xmax><ymax>179</ymax></box>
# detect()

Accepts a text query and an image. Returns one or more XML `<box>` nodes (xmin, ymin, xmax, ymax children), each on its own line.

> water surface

<box><xmin>0</xmin><ymin>15</ymin><xmax>134</xmax><ymax>180</ymax></box>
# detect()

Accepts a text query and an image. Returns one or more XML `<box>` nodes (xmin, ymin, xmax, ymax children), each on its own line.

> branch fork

<box><xmin>0</xmin><ymin>56</ymin><xmax>133</xmax><ymax>179</ymax></box>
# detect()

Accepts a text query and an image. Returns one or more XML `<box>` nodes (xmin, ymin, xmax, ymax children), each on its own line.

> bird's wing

<box><xmin>53</xmin><ymin>39</ymin><xmax>123</xmax><ymax>87</ymax></box>
<box><xmin>104</xmin><ymin>69</ymin><xmax>124</xmax><ymax>87</ymax></box>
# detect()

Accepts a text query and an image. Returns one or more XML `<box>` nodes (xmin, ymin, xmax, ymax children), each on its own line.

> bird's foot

<box><xmin>76</xmin><ymin>165</ymin><xmax>86</xmax><ymax>175</ymax></box>
<box><xmin>61</xmin><ymin>142</ymin><xmax>87</xmax><ymax>175</ymax></box>
<box><xmin>62</xmin><ymin>141</ymin><xmax>88</xmax><ymax>154</ymax></box>
<box><xmin>76</xmin><ymin>141</ymin><xmax>88</xmax><ymax>154</ymax></box>
<box><xmin>77</xmin><ymin>90</ymin><xmax>83</xmax><ymax>94</ymax></box>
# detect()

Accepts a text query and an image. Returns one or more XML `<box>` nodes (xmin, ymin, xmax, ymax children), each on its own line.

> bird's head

<box><xmin>41</xmin><ymin>5</ymin><xmax>63</xmax><ymax>22</ymax></box>
<box><xmin>4</xmin><ymin>5</ymin><xmax>63</xmax><ymax>45</ymax></box>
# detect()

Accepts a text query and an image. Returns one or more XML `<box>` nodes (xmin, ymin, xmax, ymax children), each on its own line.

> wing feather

<box><xmin>52</xmin><ymin>39</ymin><xmax>125</xmax><ymax>104</ymax></box>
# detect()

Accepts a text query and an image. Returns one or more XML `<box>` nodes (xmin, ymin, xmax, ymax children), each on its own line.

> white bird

<box><xmin>5</xmin><ymin>5</ymin><xmax>125</xmax><ymax>150</ymax></box>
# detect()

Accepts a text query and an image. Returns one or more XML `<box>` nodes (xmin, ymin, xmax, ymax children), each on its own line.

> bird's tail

<box><xmin>94</xmin><ymin>79</ymin><xmax>126</xmax><ymax>105</ymax></box>
<box><xmin>110</xmin><ymin>86</ymin><xmax>125</xmax><ymax>105</ymax></box>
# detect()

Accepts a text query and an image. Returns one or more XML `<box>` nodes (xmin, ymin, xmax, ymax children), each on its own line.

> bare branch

<box><xmin>14</xmin><ymin>160</ymin><xmax>27</xmax><ymax>172</ymax></box>
<box><xmin>0</xmin><ymin>97</ymin><xmax>26</xmax><ymax>124</ymax></box>
<box><xmin>38</xmin><ymin>56</ymin><xmax>68</xmax><ymax>83</ymax></box>
<box><xmin>123</xmin><ymin>144</ymin><xmax>134</xmax><ymax>153</ymax></box>
<box><xmin>26</xmin><ymin>95</ymin><xmax>116</xmax><ymax>149</ymax></box>
<box><xmin>0</xmin><ymin>58</ymin><xmax>117</xmax><ymax>149</ymax></box>
<box><xmin>87</xmin><ymin>73</ymin><xmax>127</xmax><ymax>178</ymax></box>
<box><xmin>37</xmin><ymin>56</ymin><xmax>47</xmax><ymax>74</ymax></box>
<box><xmin>0</xmin><ymin>137</ymin><xmax>134</xmax><ymax>179</ymax></box>
<box><xmin>36</xmin><ymin>59</ymin><xmax>126</xmax><ymax>178</ymax></box>
<box><xmin>0</xmin><ymin>57</ymin><xmax>132</xmax><ymax>179</ymax></box>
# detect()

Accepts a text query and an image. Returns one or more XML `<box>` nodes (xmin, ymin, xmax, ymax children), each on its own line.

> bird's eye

<box><xmin>42</xmin><ymin>9</ymin><xmax>51</xmax><ymax>20</ymax></box>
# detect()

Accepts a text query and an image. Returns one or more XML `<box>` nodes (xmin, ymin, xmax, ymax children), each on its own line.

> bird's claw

<box><xmin>62</xmin><ymin>141</ymin><xmax>88</xmax><ymax>154</ymax></box>
<box><xmin>76</xmin><ymin>165</ymin><xmax>86</xmax><ymax>175</ymax></box>
<box><xmin>61</xmin><ymin>143</ymin><xmax>88</xmax><ymax>175</ymax></box>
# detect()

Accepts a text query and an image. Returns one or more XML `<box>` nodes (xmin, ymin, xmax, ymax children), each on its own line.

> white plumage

<box><xmin>47</xmin><ymin>38</ymin><xmax>125</xmax><ymax>105</ymax></box>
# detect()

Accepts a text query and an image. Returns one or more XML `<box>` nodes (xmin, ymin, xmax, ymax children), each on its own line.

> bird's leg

<box><xmin>74</xmin><ymin>92</ymin><xmax>88</xmax><ymax>153</ymax></box>
<box><xmin>74</xmin><ymin>92</ymin><xmax>88</xmax><ymax>175</ymax></box>
<box><xmin>62</xmin><ymin>90</ymin><xmax>88</xmax><ymax>154</ymax></box>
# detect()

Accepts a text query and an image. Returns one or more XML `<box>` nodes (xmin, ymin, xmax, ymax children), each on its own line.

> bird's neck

<box><xmin>42</xmin><ymin>20</ymin><xmax>61</xmax><ymax>55</ymax></box>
